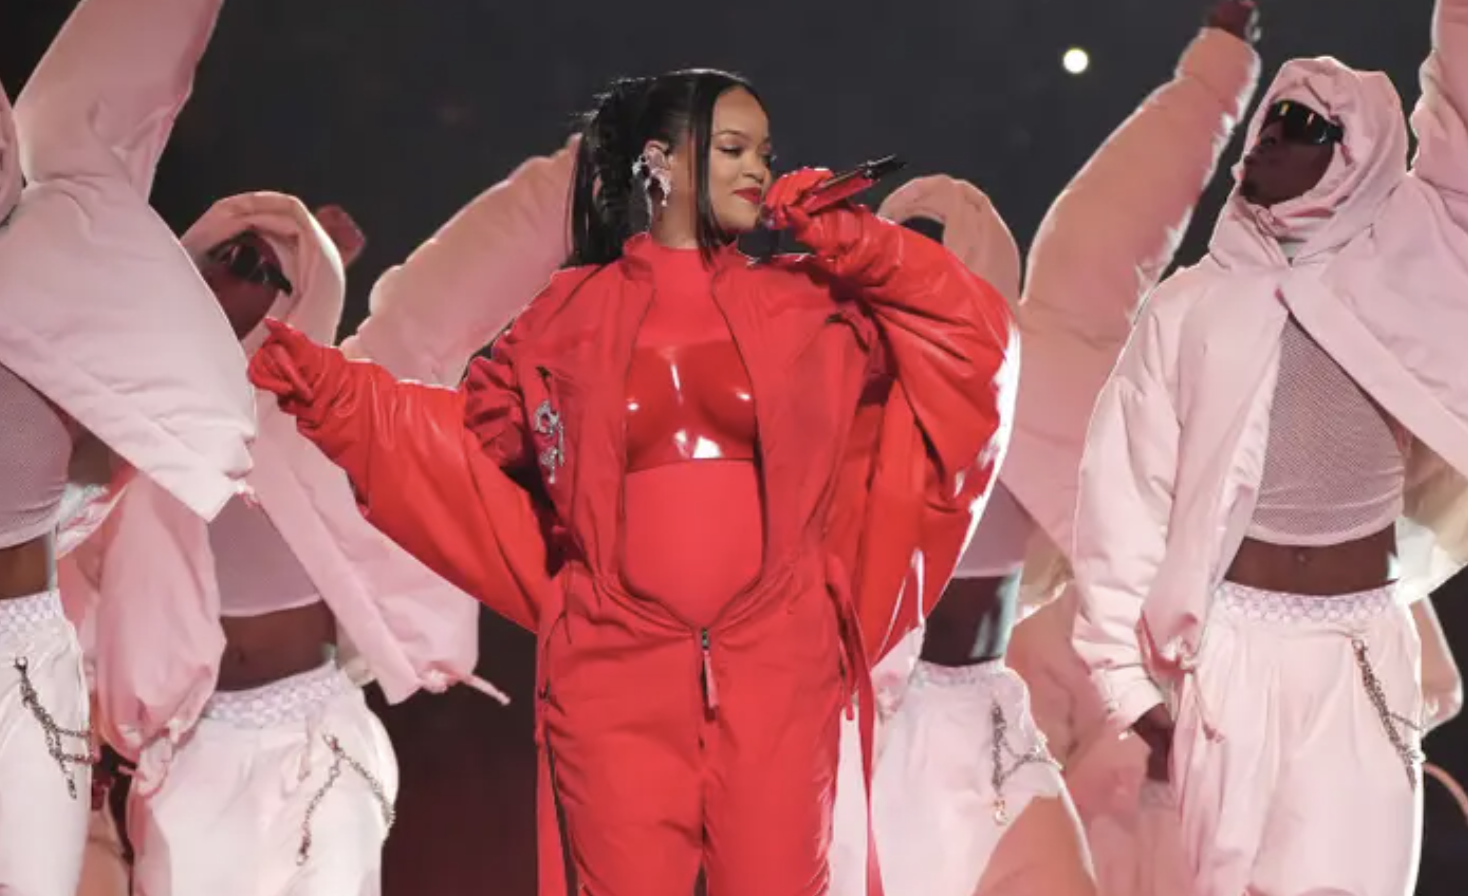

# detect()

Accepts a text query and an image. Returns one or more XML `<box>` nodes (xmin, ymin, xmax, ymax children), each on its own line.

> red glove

<box><xmin>249</xmin><ymin>318</ymin><xmax>326</xmax><ymax>415</ymax></box>
<box><xmin>762</xmin><ymin>167</ymin><xmax>862</xmax><ymax>258</ymax></box>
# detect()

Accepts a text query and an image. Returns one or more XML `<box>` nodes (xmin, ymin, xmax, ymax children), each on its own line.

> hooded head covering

<box><xmin>1214</xmin><ymin>57</ymin><xmax>1409</xmax><ymax>264</ymax></box>
<box><xmin>180</xmin><ymin>191</ymin><xmax>346</xmax><ymax>355</ymax></box>
<box><xmin>0</xmin><ymin>81</ymin><xmax>20</xmax><ymax>224</ymax></box>
<box><xmin>1200</xmin><ymin>51</ymin><xmax>1468</xmax><ymax>601</ymax></box>
<box><xmin>80</xmin><ymin>191</ymin><xmax>477</xmax><ymax>773</ymax></box>
<box><xmin>184</xmin><ymin>191</ymin><xmax>480</xmax><ymax>699</ymax></box>
<box><xmin>878</xmin><ymin>175</ymin><xmax>1022</xmax><ymax>308</ymax></box>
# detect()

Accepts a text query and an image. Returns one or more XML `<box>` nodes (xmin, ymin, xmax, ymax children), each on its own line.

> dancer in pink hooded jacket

<box><xmin>0</xmin><ymin>0</ymin><xmax>258</xmax><ymax>892</ymax></box>
<box><xmin>827</xmin><ymin>5</ymin><xmax>1261</xmax><ymax>895</ymax></box>
<box><xmin>61</xmin><ymin>114</ymin><xmax>578</xmax><ymax>894</ymax></box>
<box><xmin>62</xmin><ymin>189</ymin><xmax>509</xmax><ymax>896</ymax></box>
<box><xmin>1073</xmin><ymin>0</ymin><xmax>1468</xmax><ymax>892</ymax></box>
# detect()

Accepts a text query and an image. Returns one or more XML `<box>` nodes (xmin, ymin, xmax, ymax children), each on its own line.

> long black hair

<box><xmin>568</xmin><ymin>69</ymin><xmax>764</xmax><ymax>267</ymax></box>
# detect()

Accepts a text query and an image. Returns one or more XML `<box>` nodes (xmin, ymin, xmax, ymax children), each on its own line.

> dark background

<box><xmin>5</xmin><ymin>1</ymin><xmax>1464</xmax><ymax>893</ymax></box>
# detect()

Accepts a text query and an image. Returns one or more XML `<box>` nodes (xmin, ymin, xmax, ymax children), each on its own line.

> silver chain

<box><xmin>1351</xmin><ymin>638</ymin><xmax>1424</xmax><ymax>790</ymax></box>
<box><xmin>297</xmin><ymin>734</ymin><xmax>395</xmax><ymax>866</ymax></box>
<box><xmin>989</xmin><ymin>700</ymin><xmax>1058</xmax><ymax>826</ymax></box>
<box><xmin>14</xmin><ymin>657</ymin><xmax>95</xmax><ymax>799</ymax></box>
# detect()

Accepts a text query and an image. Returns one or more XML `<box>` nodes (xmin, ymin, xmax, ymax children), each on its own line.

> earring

<box><xmin>633</xmin><ymin>152</ymin><xmax>672</xmax><ymax>207</ymax></box>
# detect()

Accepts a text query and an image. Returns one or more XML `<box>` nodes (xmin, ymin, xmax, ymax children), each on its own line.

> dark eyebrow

<box><xmin>713</xmin><ymin>128</ymin><xmax>772</xmax><ymax>147</ymax></box>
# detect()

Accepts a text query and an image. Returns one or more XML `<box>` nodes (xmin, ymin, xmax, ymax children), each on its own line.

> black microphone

<box><xmin>797</xmin><ymin>155</ymin><xmax>906</xmax><ymax>213</ymax></box>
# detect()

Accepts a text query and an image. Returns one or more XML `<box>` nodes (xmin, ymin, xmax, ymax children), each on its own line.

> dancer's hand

<box><xmin>1132</xmin><ymin>705</ymin><xmax>1175</xmax><ymax>783</ymax></box>
<box><xmin>761</xmin><ymin>167</ymin><xmax>847</xmax><ymax>254</ymax></box>
<box><xmin>250</xmin><ymin>319</ymin><xmax>325</xmax><ymax>412</ymax></box>
<box><xmin>315</xmin><ymin>204</ymin><xmax>367</xmax><ymax>269</ymax></box>
<box><xmin>1207</xmin><ymin>0</ymin><xmax>1261</xmax><ymax>44</ymax></box>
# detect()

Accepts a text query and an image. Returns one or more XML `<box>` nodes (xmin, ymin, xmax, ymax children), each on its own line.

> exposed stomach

<box><xmin>622</xmin><ymin>460</ymin><xmax>764</xmax><ymax>629</ymax></box>
<box><xmin>0</xmin><ymin>534</ymin><xmax>54</xmax><ymax>600</ymax></box>
<box><xmin>218</xmin><ymin>601</ymin><xmax>338</xmax><ymax>691</ymax></box>
<box><xmin>920</xmin><ymin>573</ymin><xmax>1021</xmax><ymax>666</ymax></box>
<box><xmin>1224</xmin><ymin>525</ymin><xmax>1397</xmax><ymax>596</ymax></box>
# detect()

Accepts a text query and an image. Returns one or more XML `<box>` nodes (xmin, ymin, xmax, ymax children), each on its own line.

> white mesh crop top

<box><xmin>0</xmin><ymin>363</ymin><xmax>76</xmax><ymax>549</ymax></box>
<box><xmin>208</xmin><ymin>496</ymin><xmax>322</xmax><ymax>617</ymax></box>
<box><xmin>1247</xmin><ymin>317</ymin><xmax>1406</xmax><ymax>547</ymax></box>
<box><xmin>952</xmin><ymin>483</ymin><xmax>1035</xmax><ymax>579</ymax></box>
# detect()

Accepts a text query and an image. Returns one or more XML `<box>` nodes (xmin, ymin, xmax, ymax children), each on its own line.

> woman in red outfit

<box><xmin>249</xmin><ymin>69</ymin><xmax>1015</xmax><ymax>896</ymax></box>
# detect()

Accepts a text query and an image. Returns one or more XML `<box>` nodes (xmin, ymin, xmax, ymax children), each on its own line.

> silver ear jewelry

<box><xmin>633</xmin><ymin>152</ymin><xmax>672</xmax><ymax>207</ymax></box>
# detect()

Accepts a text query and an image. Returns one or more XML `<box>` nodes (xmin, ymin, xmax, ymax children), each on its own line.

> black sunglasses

<box><xmin>205</xmin><ymin>236</ymin><xmax>294</xmax><ymax>296</ymax></box>
<box><xmin>1263</xmin><ymin>100</ymin><xmax>1344</xmax><ymax>146</ymax></box>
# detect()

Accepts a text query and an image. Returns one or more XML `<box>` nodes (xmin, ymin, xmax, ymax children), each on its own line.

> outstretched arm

<box><xmin>14</xmin><ymin>0</ymin><xmax>225</xmax><ymax>194</ymax></box>
<box><xmin>250</xmin><ymin>320</ymin><xmax>548</xmax><ymax>632</ymax></box>
<box><xmin>341</xmin><ymin>140</ymin><xmax>577</xmax><ymax>385</ymax></box>
<box><xmin>1025</xmin><ymin>2</ymin><xmax>1261</xmax><ymax>344</ymax></box>
<box><xmin>1411</xmin><ymin>0</ymin><xmax>1468</xmax><ymax>203</ymax></box>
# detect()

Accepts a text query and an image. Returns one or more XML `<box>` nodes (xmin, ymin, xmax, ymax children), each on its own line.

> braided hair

<box><xmin>568</xmin><ymin>69</ymin><xmax>763</xmax><ymax>267</ymax></box>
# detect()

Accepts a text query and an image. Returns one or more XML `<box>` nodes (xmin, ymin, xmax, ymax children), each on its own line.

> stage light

<box><xmin>1063</xmin><ymin>47</ymin><xmax>1090</xmax><ymax>75</ymax></box>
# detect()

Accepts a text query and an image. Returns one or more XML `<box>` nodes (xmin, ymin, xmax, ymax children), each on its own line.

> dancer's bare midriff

<box><xmin>1225</xmin><ymin>525</ymin><xmax>1397</xmax><ymax>596</ymax></box>
<box><xmin>217</xmin><ymin>602</ymin><xmax>338</xmax><ymax>691</ymax></box>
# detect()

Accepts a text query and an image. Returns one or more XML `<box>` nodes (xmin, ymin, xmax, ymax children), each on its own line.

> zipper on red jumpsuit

<box><xmin>693</xmin><ymin>264</ymin><xmax>774</xmax><ymax>717</ymax></box>
<box><xmin>607</xmin><ymin>275</ymin><xmax>728</xmax><ymax>717</ymax></box>
<box><xmin>701</xmin><ymin>628</ymin><xmax>719</xmax><ymax>711</ymax></box>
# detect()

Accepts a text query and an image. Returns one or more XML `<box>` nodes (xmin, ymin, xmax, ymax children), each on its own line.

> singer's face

<box><xmin>703</xmin><ymin>88</ymin><xmax>773</xmax><ymax>234</ymax></box>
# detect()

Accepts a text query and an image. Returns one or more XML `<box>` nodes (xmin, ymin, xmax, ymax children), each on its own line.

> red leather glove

<box><xmin>762</xmin><ymin>167</ymin><xmax>860</xmax><ymax>258</ymax></box>
<box><xmin>249</xmin><ymin>318</ymin><xmax>326</xmax><ymax>415</ymax></box>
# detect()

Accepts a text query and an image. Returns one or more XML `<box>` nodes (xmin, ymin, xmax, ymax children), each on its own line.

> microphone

<box><xmin>796</xmin><ymin>155</ymin><xmax>906</xmax><ymax>214</ymax></box>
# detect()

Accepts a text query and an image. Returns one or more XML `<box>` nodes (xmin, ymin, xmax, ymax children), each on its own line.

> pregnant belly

<box><xmin>622</xmin><ymin>460</ymin><xmax>764</xmax><ymax>629</ymax></box>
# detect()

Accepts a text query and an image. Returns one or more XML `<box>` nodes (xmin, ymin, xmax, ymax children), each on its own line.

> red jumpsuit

<box><xmin>251</xmin><ymin>205</ymin><xmax>1014</xmax><ymax>895</ymax></box>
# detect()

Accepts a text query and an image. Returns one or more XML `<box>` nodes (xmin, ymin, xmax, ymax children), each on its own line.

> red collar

<box><xmin>618</xmin><ymin>232</ymin><xmax>750</xmax><ymax>280</ymax></box>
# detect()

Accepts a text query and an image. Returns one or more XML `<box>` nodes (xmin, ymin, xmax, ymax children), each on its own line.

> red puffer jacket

<box><xmin>256</xmin><ymin>207</ymin><xmax>1015</xmax><ymax>893</ymax></box>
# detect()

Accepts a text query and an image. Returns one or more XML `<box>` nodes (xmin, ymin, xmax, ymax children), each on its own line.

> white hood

<box><xmin>180</xmin><ymin>191</ymin><xmax>346</xmax><ymax>353</ymax></box>
<box><xmin>1214</xmin><ymin>56</ymin><xmax>1409</xmax><ymax>263</ymax></box>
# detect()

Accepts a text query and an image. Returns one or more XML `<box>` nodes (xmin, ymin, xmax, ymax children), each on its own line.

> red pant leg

<box><xmin>543</xmin><ymin>610</ymin><xmax>704</xmax><ymax>896</ymax></box>
<box><xmin>703</xmin><ymin>584</ymin><xmax>846</xmax><ymax>896</ymax></box>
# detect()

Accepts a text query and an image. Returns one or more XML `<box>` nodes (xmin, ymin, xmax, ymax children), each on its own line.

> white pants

<box><xmin>832</xmin><ymin>658</ymin><xmax>1070</xmax><ymax>896</ymax></box>
<box><xmin>76</xmin><ymin>808</ymin><xmax>129</xmax><ymax>896</ymax></box>
<box><xmin>1009</xmin><ymin>588</ymin><xmax>1188</xmax><ymax>896</ymax></box>
<box><xmin>0</xmin><ymin>591</ymin><xmax>91</xmax><ymax>896</ymax></box>
<box><xmin>129</xmin><ymin>664</ymin><xmax>399</xmax><ymax>896</ymax></box>
<box><xmin>1173</xmin><ymin>582</ymin><xmax>1424</xmax><ymax>896</ymax></box>
<box><xmin>1083</xmin><ymin>782</ymin><xmax>1190</xmax><ymax>896</ymax></box>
